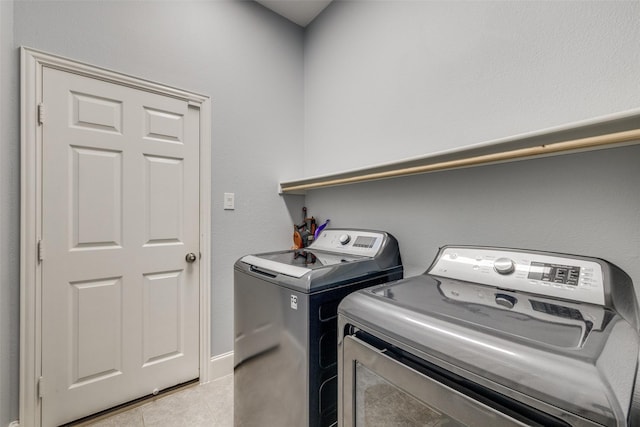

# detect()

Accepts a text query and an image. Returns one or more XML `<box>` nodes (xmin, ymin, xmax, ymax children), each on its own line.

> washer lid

<box><xmin>241</xmin><ymin>250</ymin><xmax>366</xmax><ymax>278</ymax></box>
<box><xmin>372</xmin><ymin>276</ymin><xmax>609</xmax><ymax>349</ymax></box>
<box><xmin>235</xmin><ymin>229</ymin><xmax>403</xmax><ymax>293</ymax></box>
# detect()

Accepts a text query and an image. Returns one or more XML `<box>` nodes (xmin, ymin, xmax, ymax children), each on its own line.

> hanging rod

<box><xmin>279</xmin><ymin>111</ymin><xmax>640</xmax><ymax>194</ymax></box>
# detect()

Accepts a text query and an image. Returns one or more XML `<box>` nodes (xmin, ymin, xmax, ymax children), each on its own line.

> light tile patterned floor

<box><xmin>80</xmin><ymin>374</ymin><xmax>233</xmax><ymax>427</ymax></box>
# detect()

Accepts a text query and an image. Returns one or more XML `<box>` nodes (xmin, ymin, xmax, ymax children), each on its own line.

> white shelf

<box><xmin>279</xmin><ymin>109</ymin><xmax>640</xmax><ymax>195</ymax></box>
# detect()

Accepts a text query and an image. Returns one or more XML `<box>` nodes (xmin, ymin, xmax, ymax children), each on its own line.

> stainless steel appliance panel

<box><xmin>234</xmin><ymin>270</ymin><xmax>309</xmax><ymax>426</ymax></box>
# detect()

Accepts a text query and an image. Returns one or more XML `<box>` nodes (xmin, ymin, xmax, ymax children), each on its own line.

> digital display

<box><xmin>527</xmin><ymin>263</ymin><xmax>552</xmax><ymax>280</ymax></box>
<box><xmin>353</xmin><ymin>236</ymin><xmax>377</xmax><ymax>248</ymax></box>
<box><xmin>528</xmin><ymin>262</ymin><xmax>580</xmax><ymax>286</ymax></box>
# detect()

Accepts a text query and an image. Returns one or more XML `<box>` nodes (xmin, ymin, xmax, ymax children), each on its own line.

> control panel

<box><xmin>428</xmin><ymin>247</ymin><xmax>605</xmax><ymax>306</ymax></box>
<box><xmin>438</xmin><ymin>279</ymin><xmax>606</xmax><ymax>331</ymax></box>
<box><xmin>310</xmin><ymin>229</ymin><xmax>385</xmax><ymax>257</ymax></box>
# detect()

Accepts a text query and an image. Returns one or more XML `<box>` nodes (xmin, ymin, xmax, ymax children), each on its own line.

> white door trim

<box><xmin>19</xmin><ymin>47</ymin><xmax>212</xmax><ymax>427</ymax></box>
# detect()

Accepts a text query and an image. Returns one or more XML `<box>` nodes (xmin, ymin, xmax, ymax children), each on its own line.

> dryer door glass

<box><xmin>340</xmin><ymin>335</ymin><xmax>571</xmax><ymax>427</ymax></box>
<box><xmin>355</xmin><ymin>362</ymin><xmax>463</xmax><ymax>426</ymax></box>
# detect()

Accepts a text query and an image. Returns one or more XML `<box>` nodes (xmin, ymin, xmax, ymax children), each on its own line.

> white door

<box><xmin>40</xmin><ymin>67</ymin><xmax>200</xmax><ymax>426</ymax></box>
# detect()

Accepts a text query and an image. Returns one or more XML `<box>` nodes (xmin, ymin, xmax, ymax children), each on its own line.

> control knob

<box><xmin>493</xmin><ymin>257</ymin><xmax>515</xmax><ymax>275</ymax></box>
<box><xmin>495</xmin><ymin>293</ymin><xmax>517</xmax><ymax>309</ymax></box>
<box><xmin>339</xmin><ymin>234</ymin><xmax>351</xmax><ymax>245</ymax></box>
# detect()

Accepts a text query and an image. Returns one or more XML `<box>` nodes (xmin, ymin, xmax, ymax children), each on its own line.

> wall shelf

<box><xmin>279</xmin><ymin>109</ymin><xmax>640</xmax><ymax>195</ymax></box>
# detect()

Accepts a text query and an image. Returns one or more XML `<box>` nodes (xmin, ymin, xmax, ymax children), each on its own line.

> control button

<box><xmin>493</xmin><ymin>258</ymin><xmax>515</xmax><ymax>275</ymax></box>
<box><xmin>495</xmin><ymin>293</ymin><xmax>517</xmax><ymax>309</ymax></box>
<box><xmin>338</xmin><ymin>234</ymin><xmax>351</xmax><ymax>245</ymax></box>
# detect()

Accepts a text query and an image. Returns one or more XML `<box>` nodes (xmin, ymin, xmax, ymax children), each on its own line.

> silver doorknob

<box><xmin>185</xmin><ymin>253</ymin><xmax>197</xmax><ymax>263</ymax></box>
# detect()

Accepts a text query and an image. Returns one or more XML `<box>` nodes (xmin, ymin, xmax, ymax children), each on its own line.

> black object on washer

<box><xmin>234</xmin><ymin>228</ymin><xmax>403</xmax><ymax>427</ymax></box>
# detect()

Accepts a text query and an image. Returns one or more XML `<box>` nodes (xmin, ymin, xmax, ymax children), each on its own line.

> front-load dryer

<box><xmin>339</xmin><ymin>245</ymin><xmax>640</xmax><ymax>426</ymax></box>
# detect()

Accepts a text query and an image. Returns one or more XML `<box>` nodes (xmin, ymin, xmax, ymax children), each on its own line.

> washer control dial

<box><xmin>494</xmin><ymin>257</ymin><xmax>515</xmax><ymax>275</ymax></box>
<box><xmin>495</xmin><ymin>293</ymin><xmax>517</xmax><ymax>309</ymax></box>
<box><xmin>339</xmin><ymin>234</ymin><xmax>351</xmax><ymax>245</ymax></box>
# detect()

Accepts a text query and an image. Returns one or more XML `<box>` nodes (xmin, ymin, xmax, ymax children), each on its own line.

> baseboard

<box><xmin>209</xmin><ymin>351</ymin><xmax>233</xmax><ymax>381</ymax></box>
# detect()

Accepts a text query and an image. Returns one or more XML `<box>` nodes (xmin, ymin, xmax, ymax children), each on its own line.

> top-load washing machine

<box><xmin>234</xmin><ymin>228</ymin><xmax>403</xmax><ymax>427</ymax></box>
<box><xmin>339</xmin><ymin>245</ymin><xmax>640</xmax><ymax>426</ymax></box>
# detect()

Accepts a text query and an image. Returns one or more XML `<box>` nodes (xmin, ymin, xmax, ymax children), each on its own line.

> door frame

<box><xmin>19</xmin><ymin>46</ymin><xmax>212</xmax><ymax>427</ymax></box>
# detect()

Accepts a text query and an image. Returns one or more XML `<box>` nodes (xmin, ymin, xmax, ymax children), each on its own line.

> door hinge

<box><xmin>37</xmin><ymin>103</ymin><xmax>45</xmax><ymax>125</ymax></box>
<box><xmin>38</xmin><ymin>376</ymin><xmax>44</xmax><ymax>399</ymax></box>
<box><xmin>37</xmin><ymin>240</ymin><xmax>44</xmax><ymax>263</ymax></box>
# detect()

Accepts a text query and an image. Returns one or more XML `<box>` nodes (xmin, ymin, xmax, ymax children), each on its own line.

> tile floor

<box><xmin>77</xmin><ymin>374</ymin><xmax>233</xmax><ymax>427</ymax></box>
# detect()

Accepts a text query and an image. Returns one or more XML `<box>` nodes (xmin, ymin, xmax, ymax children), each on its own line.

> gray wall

<box><xmin>305</xmin><ymin>0</ymin><xmax>640</xmax><ymax>176</ymax></box>
<box><xmin>305</xmin><ymin>146</ymin><xmax>640</xmax><ymax>278</ymax></box>
<box><xmin>1</xmin><ymin>0</ymin><xmax>19</xmax><ymax>425</ymax></box>
<box><xmin>304</xmin><ymin>1</ymin><xmax>640</xmax><ymax>282</ymax></box>
<box><xmin>2</xmin><ymin>1</ymin><xmax>304</xmax><ymax>424</ymax></box>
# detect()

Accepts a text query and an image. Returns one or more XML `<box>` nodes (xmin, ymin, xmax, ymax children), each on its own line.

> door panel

<box><xmin>342</xmin><ymin>335</ymin><xmax>530</xmax><ymax>427</ymax></box>
<box><xmin>41</xmin><ymin>66</ymin><xmax>199</xmax><ymax>427</ymax></box>
<box><xmin>144</xmin><ymin>155</ymin><xmax>184</xmax><ymax>244</ymax></box>
<box><xmin>142</xmin><ymin>270</ymin><xmax>184</xmax><ymax>366</ymax></box>
<box><xmin>144</xmin><ymin>107</ymin><xmax>184</xmax><ymax>143</ymax></box>
<box><xmin>70</xmin><ymin>91</ymin><xmax>124</xmax><ymax>136</ymax></box>
<box><xmin>71</xmin><ymin>146</ymin><xmax>123</xmax><ymax>249</ymax></box>
<box><xmin>70</xmin><ymin>277</ymin><xmax>123</xmax><ymax>386</ymax></box>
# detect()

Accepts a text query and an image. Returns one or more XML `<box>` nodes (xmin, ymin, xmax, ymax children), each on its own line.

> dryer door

<box><xmin>339</xmin><ymin>334</ymin><xmax>581</xmax><ymax>427</ymax></box>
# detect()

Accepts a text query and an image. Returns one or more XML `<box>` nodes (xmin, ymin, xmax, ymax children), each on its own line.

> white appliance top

<box><xmin>310</xmin><ymin>229</ymin><xmax>385</xmax><ymax>256</ymax></box>
<box><xmin>428</xmin><ymin>246</ymin><xmax>605</xmax><ymax>305</ymax></box>
<box><xmin>239</xmin><ymin>229</ymin><xmax>389</xmax><ymax>278</ymax></box>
